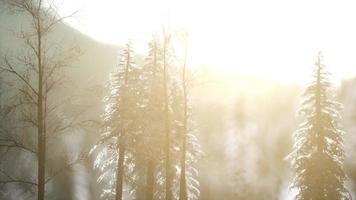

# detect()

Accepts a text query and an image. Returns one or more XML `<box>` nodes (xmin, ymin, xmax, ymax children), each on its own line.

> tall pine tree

<box><xmin>92</xmin><ymin>43</ymin><xmax>142</xmax><ymax>200</ymax></box>
<box><xmin>162</xmin><ymin>31</ymin><xmax>174</xmax><ymax>200</ymax></box>
<box><xmin>140</xmin><ymin>37</ymin><xmax>166</xmax><ymax>200</ymax></box>
<box><xmin>288</xmin><ymin>52</ymin><xmax>350</xmax><ymax>200</ymax></box>
<box><xmin>175</xmin><ymin>34</ymin><xmax>203</xmax><ymax>200</ymax></box>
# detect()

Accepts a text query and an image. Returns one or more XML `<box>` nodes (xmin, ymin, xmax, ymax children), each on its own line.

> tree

<box><xmin>140</xmin><ymin>37</ymin><xmax>165</xmax><ymax>200</ymax></box>
<box><xmin>0</xmin><ymin>1</ymin><xmax>82</xmax><ymax>199</ymax></box>
<box><xmin>173</xmin><ymin>33</ymin><xmax>203</xmax><ymax>200</ymax></box>
<box><xmin>92</xmin><ymin>42</ymin><xmax>142</xmax><ymax>200</ymax></box>
<box><xmin>92</xmin><ymin>34</ymin><xmax>203</xmax><ymax>200</ymax></box>
<box><xmin>288</xmin><ymin>52</ymin><xmax>351</xmax><ymax>200</ymax></box>
<box><xmin>178</xmin><ymin>32</ymin><xmax>190</xmax><ymax>200</ymax></box>
<box><xmin>162</xmin><ymin>30</ymin><xmax>174</xmax><ymax>200</ymax></box>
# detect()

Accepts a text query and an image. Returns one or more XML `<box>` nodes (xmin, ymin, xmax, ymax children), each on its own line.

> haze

<box><xmin>2</xmin><ymin>0</ymin><xmax>356</xmax><ymax>200</ymax></box>
<box><xmin>58</xmin><ymin>0</ymin><xmax>356</xmax><ymax>83</ymax></box>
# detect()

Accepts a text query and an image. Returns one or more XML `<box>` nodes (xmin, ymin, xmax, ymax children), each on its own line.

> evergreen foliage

<box><xmin>92</xmin><ymin>37</ymin><xmax>203</xmax><ymax>200</ymax></box>
<box><xmin>288</xmin><ymin>52</ymin><xmax>350</xmax><ymax>200</ymax></box>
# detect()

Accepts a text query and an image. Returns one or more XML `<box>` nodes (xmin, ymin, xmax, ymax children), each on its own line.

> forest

<box><xmin>1</xmin><ymin>0</ymin><xmax>356</xmax><ymax>200</ymax></box>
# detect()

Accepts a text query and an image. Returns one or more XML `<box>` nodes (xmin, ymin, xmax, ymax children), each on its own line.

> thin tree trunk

<box><xmin>145</xmin><ymin>160</ymin><xmax>155</xmax><ymax>200</ymax></box>
<box><xmin>145</xmin><ymin>40</ymin><xmax>158</xmax><ymax>200</ymax></box>
<box><xmin>315</xmin><ymin>53</ymin><xmax>323</xmax><ymax>198</ymax></box>
<box><xmin>179</xmin><ymin>37</ymin><xmax>188</xmax><ymax>200</ymax></box>
<box><xmin>115</xmin><ymin>134</ymin><xmax>126</xmax><ymax>200</ymax></box>
<box><xmin>163</xmin><ymin>33</ymin><xmax>172</xmax><ymax>200</ymax></box>
<box><xmin>115</xmin><ymin>45</ymin><xmax>131</xmax><ymax>200</ymax></box>
<box><xmin>179</xmin><ymin>138</ymin><xmax>187</xmax><ymax>200</ymax></box>
<box><xmin>315</xmin><ymin>53</ymin><xmax>322</xmax><ymax>147</ymax></box>
<box><xmin>36</xmin><ymin>1</ymin><xmax>45</xmax><ymax>199</ymax></box>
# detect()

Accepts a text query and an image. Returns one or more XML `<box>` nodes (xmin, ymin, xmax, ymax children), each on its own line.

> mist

<box><xmin>1</xmin><ymin>1</ymin><xmax>356</xmax><ymax>200</ymax></box>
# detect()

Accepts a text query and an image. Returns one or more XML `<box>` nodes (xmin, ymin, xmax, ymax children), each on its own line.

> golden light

<box><xmin>60</xmin><ymin>0</ymin><xmax>356</xmax><ymax>84</ymax></box>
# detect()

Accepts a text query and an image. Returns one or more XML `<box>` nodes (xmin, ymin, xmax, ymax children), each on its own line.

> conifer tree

<box><xmin>288</xmin><ymin>52</ymin><xmax>350</xmax><ymax>200</ymax></box>
<box><xmin>92</xmin><ymin>35</ymin><xmax>203</xmax><ymax>200</ymax></box>
<box><xmin>176</xmin><ymin>35</ymin><xmax>203</xmax><ymax>200</ymax></box>
<box><xmin>162</xmin><ymin>31</ymin><xmax>174</xmax><ymax>200</ymax></box>
<box><xmin>92</xmin><ymin>43</ymin><xmax>142</xmax><ymax>200</ymax></box>
<box><xmin>140</xmin><ymin>37</ymin><xmax>165</xmax><ymax>200</ymax></box>
<box><xmin>178</xmin><ymin>37</ymin><xmax>189</xmax><ymax>200</ymax></box>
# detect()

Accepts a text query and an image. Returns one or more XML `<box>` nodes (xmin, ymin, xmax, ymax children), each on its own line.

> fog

<box><xmin>1</xmin><ymin>1</ymin><xmax>356</xmax><ymax>200</ymax></box>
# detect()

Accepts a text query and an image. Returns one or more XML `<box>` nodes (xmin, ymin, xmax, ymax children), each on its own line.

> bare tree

<box><xmin>0</xmin><ymin>0</ymin><xmax>84</xmax><ymax>199</ymax></box>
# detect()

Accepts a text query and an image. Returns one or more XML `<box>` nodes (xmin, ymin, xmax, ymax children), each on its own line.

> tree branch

<box><xmin>0</xmin><ymin>180</ymin><xmax>37</xmax><ymax>186</ymax></box>
<box><xmin>0</xmin><ymin>169</ymin><xmax>37</xmax><ymax>186</ymax></box>
<box><xmin>0</xmin><ymin>55</ymin><xmax>38</xmax><ymax>96</ymax></box>
<box><xmin>0</xmin><ymin>138</ymin><xmax>37</xmax><ymax>154</ymax></box>
<box><xmin>43</xmin><ymin>10</ymin><xmax>78</xmax><ymax>34</ymax></box>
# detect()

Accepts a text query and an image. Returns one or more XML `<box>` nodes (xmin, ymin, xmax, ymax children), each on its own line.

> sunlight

<box><xmin>2</xmin><ymin>0</ymin><xmax>356</xmax><ymax>199</ymax></box>
<box><xmin>60</xmin><ymin>0</ymin><xmax>356</xmax><ymax>84</ymax></box>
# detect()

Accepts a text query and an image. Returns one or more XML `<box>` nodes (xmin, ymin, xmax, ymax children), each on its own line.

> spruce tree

<box><xmin>162</xmin><ymin>31</ymin><xmax>174</xmax><ymax>200</ymax></box>
<box><xmin>288</xmin><ymin>52</ymin><xmax>350</xmax><ymax>200</ymax></box>
<box><xmin>170</xmin><ymin>78</ymin><xmax>202</xmax><ymax>200</ymax></box>
<box><xmin>140</xmin><ymin>37</ymin><xmax>166</xmax><ymax>200</ymax></box>
<box><xmin>174</xmin><ymin>35</ymin><xmax>203</xmax><ymax>200</ymax></box>
<box><xmin>92</xmin><ymin>43</ymin><xmax>142</xmax><ymax>200</ymax></box>
<box><xmin>170</xmin><ymin>80</ymin><xmax>203</xmax><ymax>200</ymax></box>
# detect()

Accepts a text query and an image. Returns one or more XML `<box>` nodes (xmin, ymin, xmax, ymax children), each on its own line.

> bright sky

<box><xmin>58</xmin><ymin>0</ymin><xmax>356</xmax><ymax>84</ymax></box>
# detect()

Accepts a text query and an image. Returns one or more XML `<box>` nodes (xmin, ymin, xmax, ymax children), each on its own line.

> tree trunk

<box><xmin>145</xmin><ymin>160</ymin><xmax>155</xmax><ymax>200</ymax></box>
<box><xmin>315</xmin><ymin>53</ymin><xmax>323</xmax><ymax>198</ymax></box>
<box><xmin>179</xmin><ymin>158</ymin><xmax>187</xmax><ymax>200</ymax></box>
<box><xmin>179</xmin><ymin>95</ymin><xmax>188</xmax><ymax>200</ymax></box>
<box><xmin>115</xmin><ymin>134</ymin><xmax>126</xmax><ymax>200</ymax></box>
<box><xmin>163</xmin><ymin>33</ymin><xmax>172</xmax><ymax>200</ymax></box>
<box><xmin>37</xmin><ymin>70</ymin><xmax>45</xmax><ymax>200</ymax></box>
<box><xmin>37</xmin><ymin>1</ymin><xmax>45</xmax><ymax>199</ymax></box>
<box><xmin>115</xmin><ymin>44</ymin><xmax>131</xmax><ymax>200</ymax></box>
<box><xmin>179</xmin><ymin>38</ymin><xmax>188</xmax><ymax>200</ymax></box>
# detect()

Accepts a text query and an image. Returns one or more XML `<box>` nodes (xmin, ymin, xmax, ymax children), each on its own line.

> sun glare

<box><xmin>60</xmin><ymin>0</ymin><xmax>356</xmax><ymax>84</ymax></box>
<box><xmin>3</xmin><ymin>0</ymin><xmax>356</xmax><ymax>199</ymax></box>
